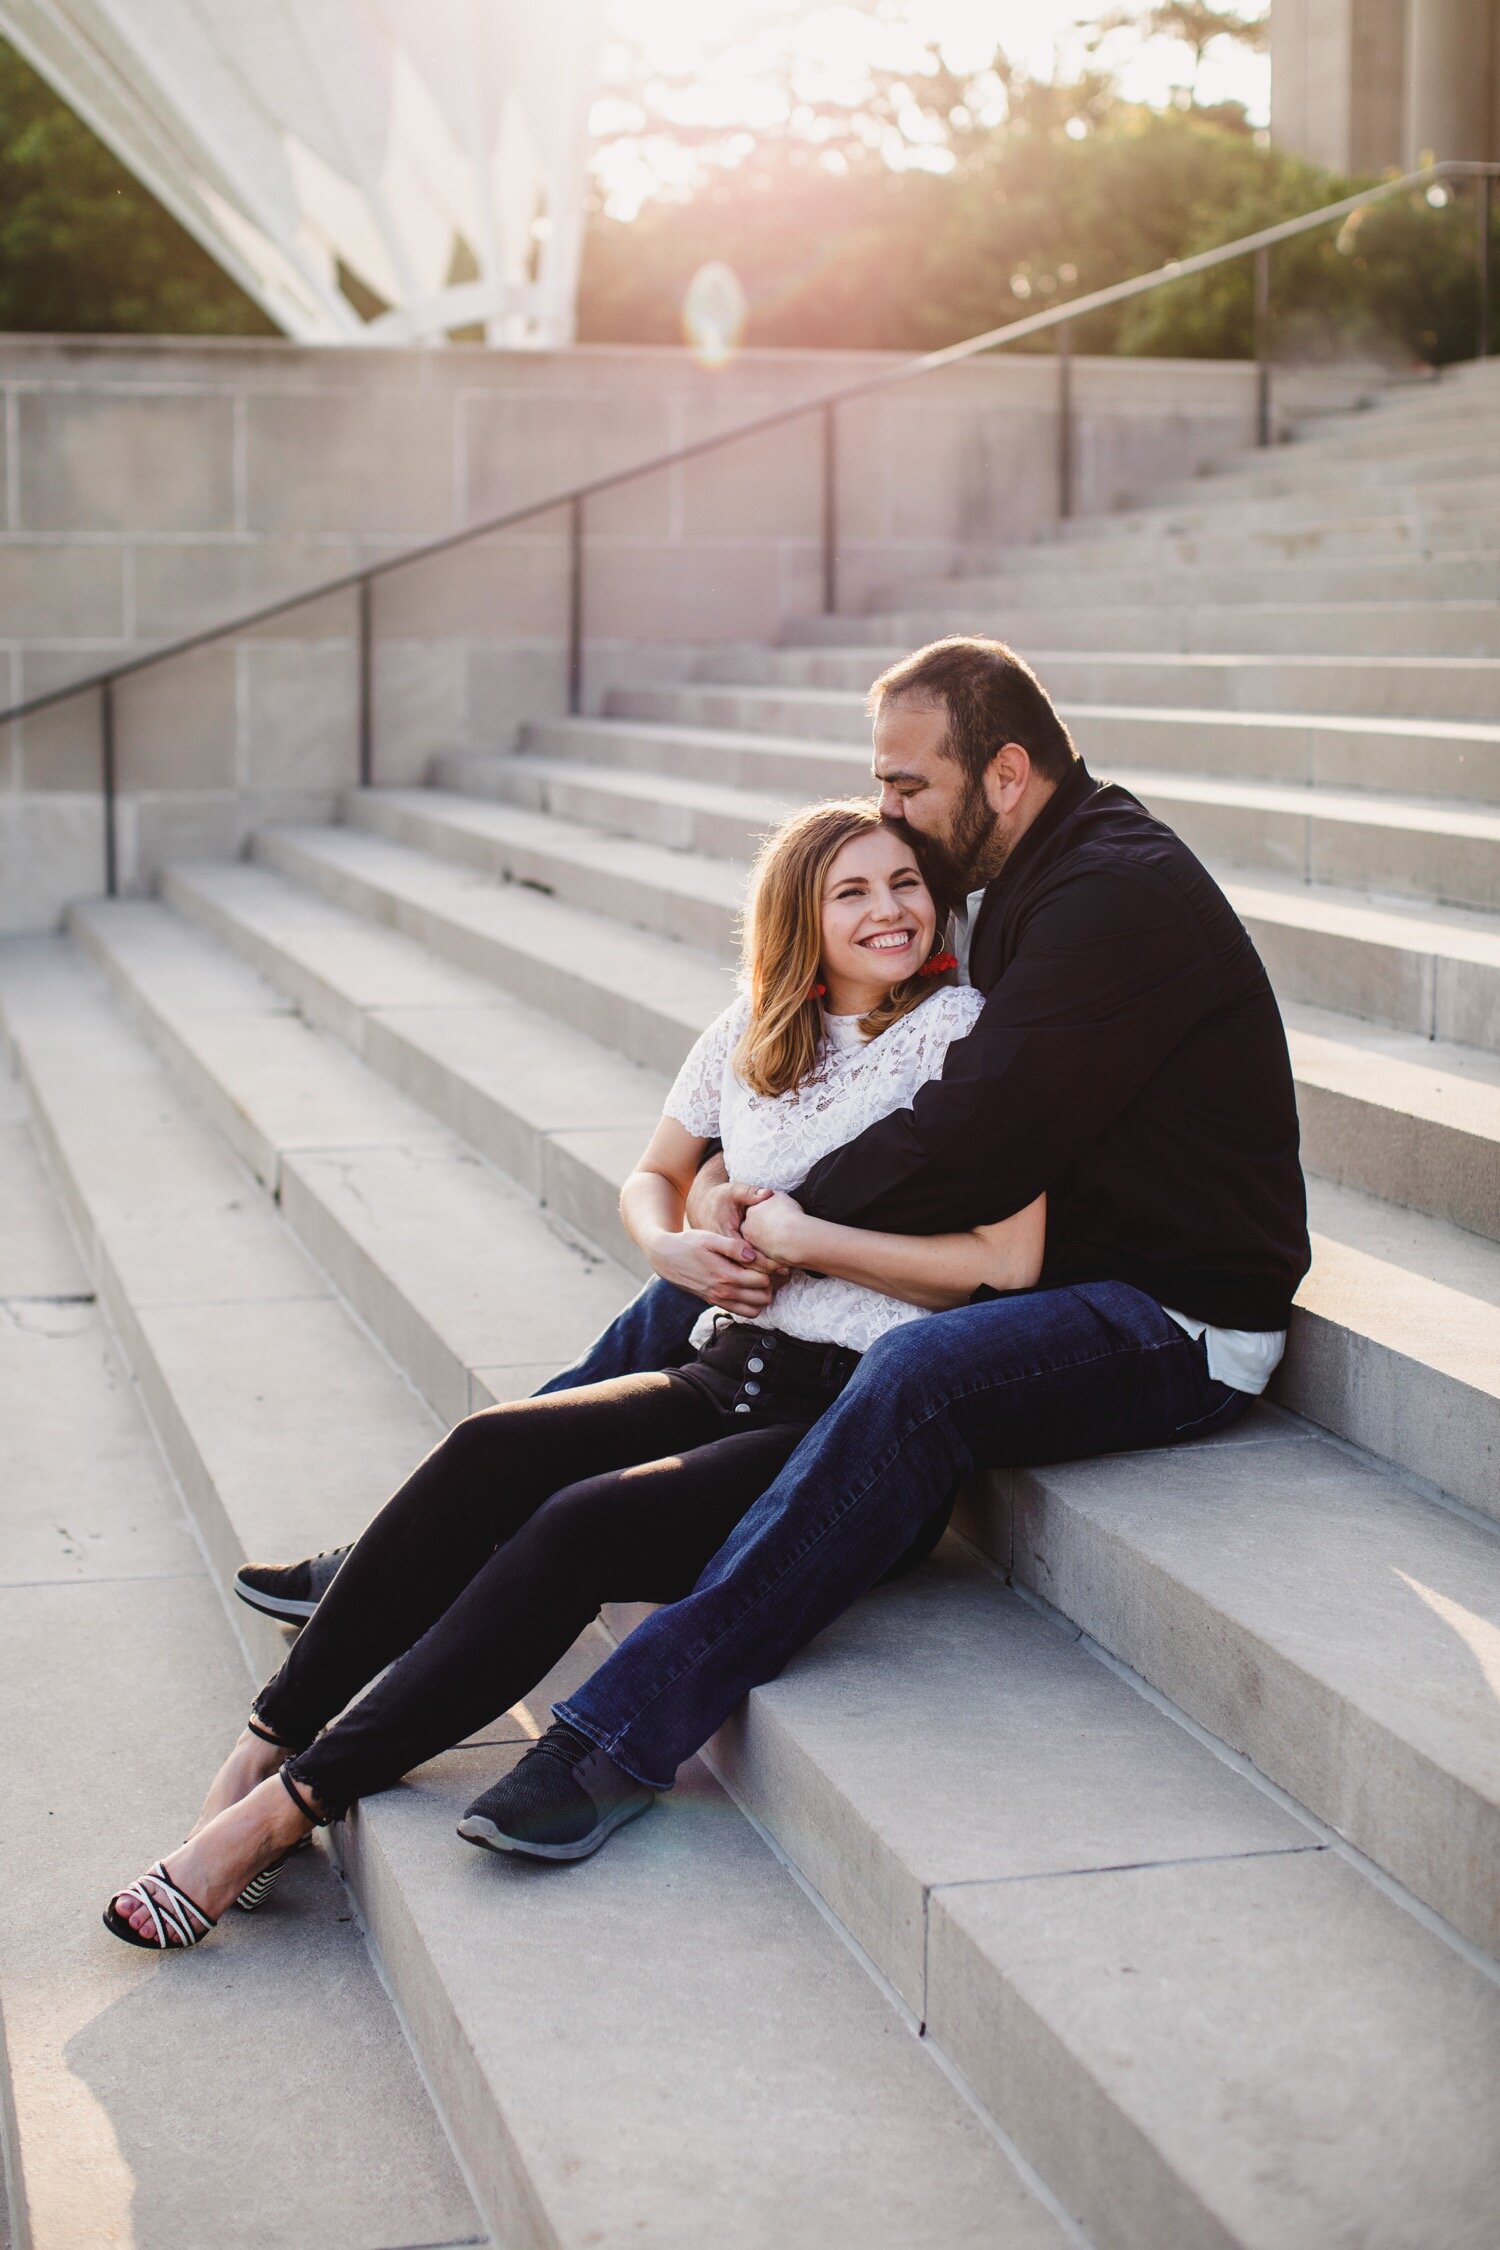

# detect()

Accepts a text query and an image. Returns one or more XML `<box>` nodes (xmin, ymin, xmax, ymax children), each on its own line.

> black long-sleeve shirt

<box><xmin>798</xmin><ymin>761</ymin><xmax>1310</xmax><ymax>1332</ymax></box>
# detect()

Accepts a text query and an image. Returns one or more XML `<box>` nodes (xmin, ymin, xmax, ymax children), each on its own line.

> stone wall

<box><xmin>0</xmin><ymin>333</ymin><xmax>1315</xmax><ymax>929</ymax></box>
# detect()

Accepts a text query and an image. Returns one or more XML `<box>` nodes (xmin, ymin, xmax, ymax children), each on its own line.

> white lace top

<box><xmin>664</xmin><ymin>985</ymin><xmax>985</xmax><ymax>1354</ymax></box>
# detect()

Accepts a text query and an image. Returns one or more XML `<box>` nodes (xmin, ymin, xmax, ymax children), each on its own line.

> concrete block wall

<box><xmin>0</xmin><ymin>333</ymin><xmax>1352</xmax><ymax>930</ymax></box>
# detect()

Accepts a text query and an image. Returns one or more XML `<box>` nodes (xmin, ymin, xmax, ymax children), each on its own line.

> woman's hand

<box><xmin>646</xmin><ymin>1226</ymin><xmax>777</xmax><ymax>1315</ymax></box>
<box><xmin>740</xmin><ymin>1191</ymin><xmax>813</xmax><ymax>1267</ymax></box>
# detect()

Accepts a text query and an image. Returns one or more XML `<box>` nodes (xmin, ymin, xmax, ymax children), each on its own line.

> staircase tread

<box><xmin>497</xmin><ymin>751</ymin><xmax>798</xmax><ymax>822</ymax></box>
<box><xmin>23</xmin><ymin>886</ymin><xmax>1500</xmax><ymax>1993</ymax></box>
<box><xmin>0</xmin><ymin>938</ymin><xmax>1066</xmax><ymax>2250</ymax></box>
<box><xmin>1306</xmin><ymin>1173</ymin><xmax>1500</xmax><ymax>1309</ymax></box>
<box><xmin>60</xmin><ymin>904</ymin><xmax>637</xmax><ymax>1427</ymax></box>
<box><xmin>472</xmin><ymin>734</ymin><xmax>1500</xmax><ymax>843</ymax></box>
<box><xmin>365</xmin><ymin>786</ymin><xmax>747</xmax><ymax>905</ymax></box>
<box><xmin>1285</xmin><ymin>1000</ymin><xmax>1500</xmax><ymax>1101</ymax></box>
<box><xmin>611</xmin><ymin>681</ymin><xmax>1500</xmax><ymax>746</ymax></box>
<box><xmin>261</xmin><ymin>819</ymin><xmax>732</xmax><ymax>1038</ymax></box>
<box><xmin>135</xmin><ymin>851</ymin><xmax>1500</xmax><ymax>1412</ymax></box>
<box><xmin>281</xmin><ymin>802</ymin><xmax>1500</xmax><ymax>1166</ymax></box>
<box><xmin>0</xmin><ymin>1056</ymin><xmax>486</xmax><ymax>2250</ymax></box>
<box><xmin>55</xmin><ymin>850</ymin><xmax>1500</xmax><ymax>1890</ymax></box>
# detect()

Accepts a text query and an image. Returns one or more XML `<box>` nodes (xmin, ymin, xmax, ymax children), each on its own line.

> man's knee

<box><xmin>849</xmin><ymin>1319</ymin><xmax>961</xmax><ymax>1420</ymax></box>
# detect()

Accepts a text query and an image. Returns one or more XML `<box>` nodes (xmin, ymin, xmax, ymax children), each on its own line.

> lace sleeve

<box><xmin>904</xmin><ymin>986</ymin><xmax>985</xmax><ymax>1084</ymax></box>
<box><xmin>663</xmin><ymin>1000</ymin><xmax>745</xmax><ymax>1139</ymax></box>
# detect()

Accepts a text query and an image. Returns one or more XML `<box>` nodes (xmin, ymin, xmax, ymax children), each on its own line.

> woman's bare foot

<box><xmin>111</xmin><ymin>1774</ymin><xmax>318</xmax><ymax>1946</ymax></box>
<box><xmin>187</xmin><ymin>1726</ymin><xmax>291</xmax><ymax>1838</ymax></box>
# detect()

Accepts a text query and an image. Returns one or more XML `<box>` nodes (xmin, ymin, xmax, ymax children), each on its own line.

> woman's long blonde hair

<box><xmin>733</xmin><ymin>799</ymin><xmax>952</xmax><ymax>1099</ymax></box>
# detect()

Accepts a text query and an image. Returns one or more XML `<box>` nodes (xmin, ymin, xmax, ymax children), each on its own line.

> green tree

<box><xmin>0</xmin><ymin>35</ymin><xmax>269</xmax><ymax>335</ymax></box>
<box><xmin>580</xmin><ymin>92</ymin><xmax>1492</xmax><ymax>368</ymax></box>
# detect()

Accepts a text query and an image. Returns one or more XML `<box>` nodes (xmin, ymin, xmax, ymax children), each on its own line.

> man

<box><xmin>240</xmin><ymin>637</ymin><xmax>1309</xmax><ymax>1862</ymax></box>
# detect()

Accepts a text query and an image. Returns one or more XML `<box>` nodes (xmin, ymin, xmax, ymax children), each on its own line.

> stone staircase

<box><xmin>5</xmin><ymin>357</ymin><xmax>1500</xmax><ymax>2249</ymax></box>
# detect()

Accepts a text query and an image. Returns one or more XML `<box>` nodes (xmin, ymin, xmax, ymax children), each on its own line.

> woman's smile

<box><xmin>858</xmin><ymin>926</ymin><xmax>917</xmax><ymax>954</ymax></box>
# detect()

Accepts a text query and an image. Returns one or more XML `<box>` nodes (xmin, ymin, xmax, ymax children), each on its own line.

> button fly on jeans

<box><xmin>734</xmin><ymin>1402</ymin><xmax>751</xmax><ymax>1415</ymax></box>
<box><xmin>746</xmin><ymin>1357</ymin><xmax>764</xmax><ymax>1374</ymax></box>
<box><xmin>743</xmin><ymin>1380</ymin><xmax>761</xmax><ymax>1397</ymax></box>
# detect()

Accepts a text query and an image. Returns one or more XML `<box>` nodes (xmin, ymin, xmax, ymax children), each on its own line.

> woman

<box><xmin>105</xmin><ymin>800</ymin><xmax>1044</xmax><ymax>1950</ymax></box>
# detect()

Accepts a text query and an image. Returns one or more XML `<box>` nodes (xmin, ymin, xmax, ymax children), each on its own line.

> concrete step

<box><xmin>251</xmin><ymin>817</ymin><xmax>733</xmax><ymax>1077</ymax></box>
<box><xmin>61</xmin><ymin>900</ymin><xmax>635</xmax><ymax>1431</ymax></box>
<box><xmin>17</xmin><ymin>919</ymin><xmax>1500</xmax><ymax>2250</ymax></box>
<box><xmin>1284</xmin><ymin>1001</ymin><xmax>1500</xmax><ymax>1242</ymax></box>
<box><xmin>990</xmin><ymin>1406</ymin><xmax>1500</xmax><ymax>1960</ymax></box>
<box><xmin>1227</xmin><ymin>873</ymin><xmax>1500</xmax><ymax>1052</ymax></box>
<box><xmin>784</xmin><ymin>602</ymin><xmax>1500</xmax><ymax>659</ymax></box>
<box><xmin>1011</xmin><ymin>515</ymin><xmax>1500</xmax><ymax>574</ymax></box>
<box><xmin>175</xmin><ymin>830</ymin><xmax>1500</xmax><ymax>1527</ymax></box>
<box><xmin>465</xmin><ymin>722</ymin><xmax>1500</xmax><ymax>960</ymax></box>
<box><xmin>0</xmin><ymin>936</ymin><xmax>1073</xmax><ymax>2250</ymax></box>
<box><xmin>332</xmin><ymin>786</ymin><xmax>1500</xmax><ymax>1239</ymax></box>
<box><xmin>884</xmin><ymin>555</ymin><xmax>1500</xmax><ymax>612</ymax></box>
<box><xmin>155</xmin><ymin>857</ymin><xmax>664</xmax><ymax>1276</ymax></box>
<box><xmin>1059</xmin><ymin>472</ymin><xmax>1500</xmax><ymax>541</ymax></box>
<box><xmin>602</xmin><ymin>681</ymin><xmax>1500</xmax><ymax>802</ymax></box>
<box><xmin>468</xmin><ymin>762</ymin><xmax>1500</xmax><ymax>1063</ymax></box>
<box><xmin>0</xmin><ymin>1060</ymin><xmax>484</xmax><ymax>2250</ymax></box>
<box><xmin>697</xmin><ymin>1543</ymin><xmax>1500</xmax><ymax>2247</ymax></box>
<box><xmin>500</xmin><ymin>722</ymin><xmax>1500</xmax><ymax>1056</ymax></box>
<box><xmin>462</xmin><ymin>748</ymin><xmax>795</xmax><ymax>866</ymax></box>
<box><xmin>1155</xmin><ymin>433</ymin><xmax>1500</xmax><ymax>502</ymax></box>
<box><xmin>690</xmin><ymin>644</ymin><xmax>1500</xmax><ymax>725</ymax></box>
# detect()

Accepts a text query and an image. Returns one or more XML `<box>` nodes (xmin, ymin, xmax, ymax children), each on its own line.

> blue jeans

<box><xmin>533</xmin><ymin>1277</ymin><xmax>704</xmax><ymax>1394</ymax></box>
<box><xmin>546</xmin><ymin>1276</ymin><xmax>1248</xmax><ymax>1789</ymax></box>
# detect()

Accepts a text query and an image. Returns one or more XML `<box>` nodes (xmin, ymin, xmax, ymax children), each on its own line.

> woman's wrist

<box><xmin>638</xmin><ymin>1221</ymin><xmax>686</xmax><ymax>1267</ymax></box>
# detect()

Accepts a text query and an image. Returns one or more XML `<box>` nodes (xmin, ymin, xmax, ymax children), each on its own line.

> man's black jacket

<box><xmin>798</xmin><ymin>760</ymin><xmax>1310</xmax><ymax>1332</ymax></box>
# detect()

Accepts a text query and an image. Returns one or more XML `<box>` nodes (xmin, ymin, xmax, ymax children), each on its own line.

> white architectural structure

<box><xmin>0</xmin><ymin>0</ymin><xmax>605</xmax><ymax>345</ymax></box>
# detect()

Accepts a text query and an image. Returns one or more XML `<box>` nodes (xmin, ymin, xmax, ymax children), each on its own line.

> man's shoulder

<box><xmin>1030</xmin><ymin>780</ymin><xmax>1231</xmax><ymax>923</ymax></box>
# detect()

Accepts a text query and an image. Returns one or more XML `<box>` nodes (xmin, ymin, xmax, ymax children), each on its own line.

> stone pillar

<box><xmin>1271</xmin><ymin>0</ymin><xmax>1410</xmax><ymax>172</ymax></box>
<box><xmin>1403</xmin><ymin>0</ymin><xmax>1496</xmax><ymax>160</ymax></box>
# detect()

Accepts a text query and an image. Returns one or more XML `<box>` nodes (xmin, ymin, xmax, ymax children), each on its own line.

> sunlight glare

<box><xmin>683</xmin><ymin>261</ymin><xmax>748</xmax><ymax>367</ymax></box>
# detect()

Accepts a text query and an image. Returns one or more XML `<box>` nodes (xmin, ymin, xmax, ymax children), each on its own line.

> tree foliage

<box><xmin>0</xmin><ymin>20</ymin><xmax>1489</xmax><ymax>368</ymax></box>
<box><xmin>580</xmin><ymin>92</ymin><xmax>1492</xmax><ymax>367</ymax></box>
<box><xmin>0</xmin><ymin>36</ymin><xmax>270</xmax><ymax>336</ymax></box>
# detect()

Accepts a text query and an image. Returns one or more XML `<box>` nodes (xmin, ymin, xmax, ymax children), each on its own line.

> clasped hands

<box><xmin>649</xmin><ymin>1156</ymin><xmax>812</xmax><ymax>1315</ymax></box>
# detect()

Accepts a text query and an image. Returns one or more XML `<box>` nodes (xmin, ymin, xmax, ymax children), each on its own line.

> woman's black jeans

<box><xmin>254</xmin><ymin>1323</ymin><xmax>867</xmax><ymax>1818</ymax></box>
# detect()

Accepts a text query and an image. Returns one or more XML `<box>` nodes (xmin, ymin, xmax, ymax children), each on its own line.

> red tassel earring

<box><xmin>808</xmin><ymin>980</ymin><xmax>827</xmax><ymax>999</ymax></box>
<box><xmin>918</xmin><ymin>951</ymin><xmax>958</xmax><ymax>978</ymax></box>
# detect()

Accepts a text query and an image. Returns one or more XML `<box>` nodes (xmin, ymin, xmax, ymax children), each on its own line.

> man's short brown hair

<box><xmin>868</xmin><ymin>637</ymin><xmax>1079</xmax><ymax>786</ymax></box>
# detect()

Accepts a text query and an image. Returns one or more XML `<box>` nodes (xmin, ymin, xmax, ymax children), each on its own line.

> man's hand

<box><xmin>740</xmin><ymin>1190</ymin><xmax>814</xmax><ymax>1267</ymax></box>
<box><xmin>646</xmin><ymin>1226</ymin><xmax>777</xmax><ymax>1315</ymax></box>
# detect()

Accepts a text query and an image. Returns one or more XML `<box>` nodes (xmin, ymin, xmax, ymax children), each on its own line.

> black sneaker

<box><xmin>457</xmin><ymin>1721</ymin><xmax>657</xmax><ymax>1862</ymax></box>
<box><xmin>233</xmin><ymin>1546</ymin><xmax>351</xmax><ymax>1623</ymax></box>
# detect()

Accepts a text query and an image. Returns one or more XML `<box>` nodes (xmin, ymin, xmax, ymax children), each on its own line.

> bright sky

<box><xmin>597</xmin><ymin>0</ymin><xmax>1270</xmax><ymax>216</ymax></box>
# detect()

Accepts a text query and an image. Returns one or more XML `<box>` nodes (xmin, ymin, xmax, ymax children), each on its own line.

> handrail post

<box><xmin>568</xmin><ymin>494</ymin><xmax>585</xmax><ymax>716</ymax></box>
<box><xmin>1479</xmin><ymin>173</ymin><xmax>1493</xmax><ymax>362</ymax></box>
<box><xmin>1056</xmin><ymin>321</ymin><xmax>1074</xmax><ymax>520</ymax></box>
<box><xmin>1254</xmin><ymin>245</ymin><xmax>1272</xmax><ymax>447</ymax></box>
<box><xmin>100</xmin><ymin>677</ymin><xmax>118</xmax><ymax>898</ymax></box>
<box><xmin>821</xmin><ymin>401</ymin><xmax>839</xmax><ymax>615</ymax></box>
<box><xmin>357</xmin><ymin>575</ymin><xmax>374</xmax><ymax>789</ymax></box>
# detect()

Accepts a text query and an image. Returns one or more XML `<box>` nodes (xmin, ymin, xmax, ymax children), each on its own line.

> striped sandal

<box><xmin>234</xmin><ymin>1716</ymin><xmax>310</xmax><ymax>1913</ymax></box>
<box><xmin>102</xmin><ymin>1861</ymin><xmax>217</xmax><ymax>1952</ymax></box>
<box><xmin>236</xmin><ymin>1766</ymin><xmax>333</xmax><ymax>1915</ymax></box>
<box><xmin>235</xmin><ymin>1835</ymin><xmax>312</xmax><ymax>1913</ymax></box>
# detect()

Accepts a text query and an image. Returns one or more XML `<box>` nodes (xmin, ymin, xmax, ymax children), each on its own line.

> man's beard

<box><xmin>895</xmin><ymin>785</ymin><xmax>1004</xmax><ymax>899</ymax></box>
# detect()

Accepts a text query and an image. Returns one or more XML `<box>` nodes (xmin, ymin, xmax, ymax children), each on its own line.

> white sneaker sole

<box><xmin>456</xmin><ymin>1788</ymin><xmax>655</xmax><ymax>1862</ymax></box>
<box><xmin>232</xmin><ymin>1575</ymin><xmax>319</xmax><ymax>1622</ymax></box>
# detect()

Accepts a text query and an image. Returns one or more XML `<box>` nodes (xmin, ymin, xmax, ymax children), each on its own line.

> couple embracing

<box><xmin>105</xmin><ymin>636</ymin><xmax>1309</xmax><ymax>1951</ymax></box>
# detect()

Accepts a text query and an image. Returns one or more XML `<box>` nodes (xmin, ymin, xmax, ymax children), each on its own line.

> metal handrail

<box><xmin>4</xmin><ymin>156</ymin><xmax>1497</xmax><ymax>893</ymax></box>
